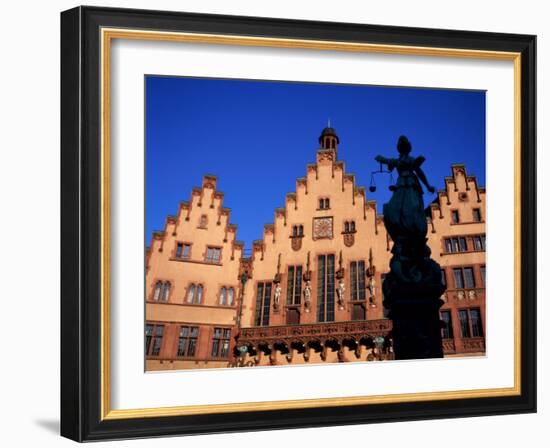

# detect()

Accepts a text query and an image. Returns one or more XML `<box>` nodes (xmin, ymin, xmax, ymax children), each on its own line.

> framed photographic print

<box><xmin>60</xmin><ymin>6</ymin><xmax>536</xmax><ymax>442</ymax></box>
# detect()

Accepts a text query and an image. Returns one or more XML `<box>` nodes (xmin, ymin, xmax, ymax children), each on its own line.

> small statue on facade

<box><xmin>303</xmin><ymin>280</ymin><xmax>311</xmax><ymax>312</ymax></box>
<box><xmin>368</xmin><ymin>276</ymin><xmax>376</xmax><ymax>307</ymax></box>
<box><xmin>337</xmin><ymin>277</ymin><xmax>345</xmax><ymax>309</ymax></box>
<box><xmin>273</xmin><ymin>283</ymin><xmax>282</xmax><ymax>310</ymax></box>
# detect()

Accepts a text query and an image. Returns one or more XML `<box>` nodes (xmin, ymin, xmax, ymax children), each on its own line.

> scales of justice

<box><xmin>371</xmin><ymin>135</ymin><xmax>445</xmax><ymax>360</ymax></box>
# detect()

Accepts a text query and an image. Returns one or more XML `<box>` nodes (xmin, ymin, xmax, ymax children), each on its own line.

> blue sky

<box><xmin>146</xmin><ymin>76</ymin><xmax>486</xmax><ymax>249</ymax></box>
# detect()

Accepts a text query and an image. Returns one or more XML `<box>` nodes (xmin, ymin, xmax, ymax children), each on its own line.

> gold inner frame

<box><xmin>100</xmin><ymin>27</ymin><xmax>522</xmax><ymax>420</ymax></box>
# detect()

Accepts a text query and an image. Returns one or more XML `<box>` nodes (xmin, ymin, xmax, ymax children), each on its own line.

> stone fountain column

<box><xmin>382</xmin><ymin>237</ymin><xmax>445</xmax><ymax>360</ymax></box>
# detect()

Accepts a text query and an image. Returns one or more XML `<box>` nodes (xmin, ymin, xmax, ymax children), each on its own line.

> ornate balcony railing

<box><xmin>235</xmin><ymin>320</ymin><xmax>484</xmax><ymax>362</ymax></box>
<box><xmin>238</xmin><ymin>319</ymin><xmax>392</xmax><ymax>347</ymax></box>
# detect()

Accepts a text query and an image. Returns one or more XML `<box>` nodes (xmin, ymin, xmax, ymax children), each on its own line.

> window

<box><xmin>470</xmin><ymin>308</ymin><xmax>484</xmax><ymax>337</ymax></box>
<box><xmin>473</xmin><ymin>208</ymin><xmax>482</xmax><ymax>222</ymax></box>
<box><xmin>254</xmin><ymin>282</ymin><xmax>272</xmax><ymax>326</ymax></box>
<box><xmin>145</xmin><ymin>323</ymin><xmax>164</xmax><ymax>356</ymax></box>
<box><xmin>286</xmin><ymin>266</ymin><xmax>303</xmax><ymax>305</ymax></box>
<box><xmin>344</xmin><ymin>221</ymin><xmax>356</xmax><ymax>233</ymax></box>
<box><xmin>175</xmin><ymin>242</ymin><xmax>191</xmax><ymax>259</ymax></box>
<box><xmin>317</xmin><ymin>254</ymin><xmax>335</xmax><ymax>322</ymax></box>
<box><xmin>463</xmin><ymin>267</ymin><xmax>475</xmax><ymax>289</ymax></box>
<box><xmin>453</xmin><ymin>267</ymin><xmax>475</xmax><ymax>289</ymax></box>
<box><xmin>177</xmin><ymin>326</ymin><xmax>198</xmax><ymax>357</ymax></box>
<box><xmin>211</xmin><ymin>328</ymin><xmax>231</xmax><ymax>358</ymax></box>
<box><xmin>459</xmin><ymin>308</ymin><xmax>484</xmax><ymax>338</ymax></box>
<box><xmin>152</xmin><ymin>280</ymin><xmax>170</xmax><ymax>302</ymax></box>
<box><xmin>319</xmin><ymin>198</ymin><xmax>330</xmax><ymax>210</ymax></box>
<box><xmin>453</xmin><ymin>268</ymin><xmax>464</xmax><ymax>289</ymax></box>
<box><xmin>458</xmin><ymin>310</ymin><xmax>471</xmax><ymax>337</ymax></box>
<box><xmin>480</xmin><ymin>265</ymin><xmax>486</xmax><ymax>287</ymax></box>
<box><xmin>186</xmin><ymin>283</ymin><xmax>203</xmax><ymax>304</ymax></box>
<box><xmin>472</xmin><ymin>234</ymin><xmax>486</xmax><ymax>251</ymax></box>
<box><xmin>451</xmin><ymin>210</ymin><xmax>460</xmax><ymax>224</ymax></box>
<box><xmin>219</xmin><ymin>287</ymin><xmax>235</xmax><ymax>306</ymax></box>
<box><xmin>350</xmin><ymin>260</ymin><xmax>366</xmax><ymax>301</ymax></box>
<box><xmin>205</xmin><ymin>246</ymin><xmax>221</xmax><ymax>263</ymax></box>
<box><xmin>444</xmin><ymin>237</ymin><xmax>468</xmax><ymax>253</ymax></box>
<box><xmin>440</xmin><ymin>311</ymin><xmax>453</xmax><ymax>339</ymax></box>
<box><xmin>198</xmin><ymin>215</ymin><xmax>208</xmax><ymax>228</ymax></box>
<box><xmin>292</xmin><ymin>225</ymin><xmax>304</xmax><ymax>237</ymax></box>
<box><xmin>441</xmin><ymin>269</ymin><xmax>447</xmax><ymax>288</ymax></box>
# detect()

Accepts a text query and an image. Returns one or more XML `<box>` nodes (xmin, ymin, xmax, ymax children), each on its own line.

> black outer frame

<box><xmin>60</xmin><ymin>6</ymin><xmax>536</xmax><ymax>442</ymax></box>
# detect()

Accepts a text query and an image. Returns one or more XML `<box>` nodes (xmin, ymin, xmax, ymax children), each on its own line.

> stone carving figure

<box><xmin>337</xmin><ymin>278</ymin><xmax>345</xmax><ymax>308</ymax></box>
<box><xmin>368</xmin><ymin>276</ymin><xmax>376</xmax><ymax>306</ymax></box>
<box><xmin>274</xmin><ymin>283</ymin><xmax>282</xmax><ymax>308</ymax></box>
<box><xmin>303</xmin><ymin>280</ymin><xmax>311</xmax><ymax>311</ymax></box>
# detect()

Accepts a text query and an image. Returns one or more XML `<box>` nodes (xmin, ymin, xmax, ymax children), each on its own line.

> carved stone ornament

<box><xmin>343</xmin><ymin>232</ymin><xmax>355</xmax><ymax>247</ymax></box>
<box><xmin>313</xmin><ymin>217</ymin><xmax>333</xmax><ymax>240</ymax></box>
<box><xmin>291</xmin><ymin>236</ymin><xmax>302</xmax><ymax>251</ymax></box>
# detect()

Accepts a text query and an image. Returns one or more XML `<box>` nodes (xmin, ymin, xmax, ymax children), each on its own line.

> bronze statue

<box><xmin>375</xmin><ymin>135</ymin><xmax>445</xmax><ymax>360</ymax></box>
<box><xmin>375</xmin><ymin>135</ymin><xmax>435</xmax><ymax>243</ymax></box>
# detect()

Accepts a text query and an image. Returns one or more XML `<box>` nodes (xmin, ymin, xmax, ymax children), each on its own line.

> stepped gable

<box><xmin>429</xmin><ymin>163</ymin><xmax>486</xmax><ymax>233</ymax></box>
<box><xmin>146</xmin><ymin>174</ymin><xmax>242</xmax><ymax>257</ymax></box>
<box><xmin>249</xmin><ymin>126</ymin><xmax>384</xmax><ymax>262</ymax></box>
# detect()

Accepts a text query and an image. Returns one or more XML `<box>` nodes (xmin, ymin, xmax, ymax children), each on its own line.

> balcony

<box><xmin>234</xmin><ymin>320</ymin><xmax>394</xmax><ymax>364</ymax></box>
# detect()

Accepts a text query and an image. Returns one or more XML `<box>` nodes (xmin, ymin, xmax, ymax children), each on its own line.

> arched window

<box><xmin>220</xmin><ymin>287</ymin><xmax>227</xmax><ymax>305</ymax></box>
<box><xmin>292</xmin><ymin>225</ymin><xmax>298</xmax><ymax>237</ymax></box>
<box><xmin>187</xmin><ymin>284</ymin><xmax>196</xmax><ymax>303</ymax></box>
<box><xmin>325</xmin><ymin>198</ymin><xmax>330</xmax><ymax>209</ymax></box>
<box><xmin>319</xmin><ymin>198</ymin><xmax>324</xmax><ymax>209</ymax></box>
<box><xmin>227</xmin><ymin>288</ymin><xmax>234</xmax><ymax>305</ymax></box>
<box><xmin>160</xmin><ymin>282</ymin><xmax>171</xmax><ymax>302</ymax></box>
<box><xmin>350</xmin><ymin>221</ymin><xmax>356</xmax><ymax>232</ymax></box>
<box><xmin>196</xmin><ymin>285</ymin><xmax>203</xmax><ymax>304</ymax></box>
<box><xmin>299</xmin><ymin>225</ymin><xmax>304</xmax><ymax>236</ymax></box>
<box><xmin>153</xmin><ymin>281</ymin><xmax>163</xmax><ymax>301</ymax></box>
<box><xmin>344</xmin><ymin>222</ymin><xmax>350</xmax><ymax>232</ymax></box>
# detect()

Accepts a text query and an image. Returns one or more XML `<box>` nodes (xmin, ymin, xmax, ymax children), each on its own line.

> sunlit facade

<box><xmin>146</xmin><ymin>127</ymin><xmax>486</xmax><ymax>371</ymax></box>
